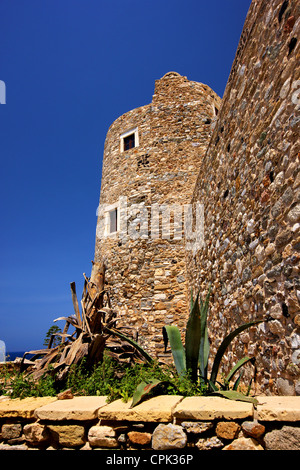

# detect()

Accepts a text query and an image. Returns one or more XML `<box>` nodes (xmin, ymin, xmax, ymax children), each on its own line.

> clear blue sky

<box><xmin>0</xmin><ymin>0</ymin><xmax>251</xmax><ymax>353</ymax></box>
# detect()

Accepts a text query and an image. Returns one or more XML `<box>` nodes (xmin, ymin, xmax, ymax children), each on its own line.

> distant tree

<box><xmin>43</xmin><ymin>325</ymin><xmax>62</xmax><ymax>348</ymax></box>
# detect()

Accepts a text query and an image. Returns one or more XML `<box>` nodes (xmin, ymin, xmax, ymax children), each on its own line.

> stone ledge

<box><xmin>0</xmin><ymin>397</ymin><xmax>57</xmax><ymax>419</ymax></box>
<box><xmin>35</xmin><ymin>396</ymin><xmax>108</xmax><ymax>421</ymax></box>
<box><xmin>97</xmin><ymin>395</ymin><xmax>183</xmax><ymax>422</ymax></box>
<box><xmin>256</xmin><ymin>396</ymin><xmax>300</xmax><ymax>422</ymax></box>
<box><xmin>1</xmin><ymin>395</ymin><xmax>300</xmax><ymax>423</ymax></box>
<box><xmin>173</xmin><ymin>396</ymin><xmax>254</xmax><ymax>421</ymax></box>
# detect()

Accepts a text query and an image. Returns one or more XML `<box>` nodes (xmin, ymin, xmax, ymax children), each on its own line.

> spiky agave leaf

<box><xmin>185</xmin><ymin>292</ymin><xmax>202</xmax><ymax>383</ymax></box>
<box><xmin>224</xmin><ymin>356</ymin><xmax>256</xmax><ymax>389</ymax></box>
<box><xmin>213</xmin><ymin>390</ymin><xmax>258</xmax><ymax>405</ymax></box>
<box><xmin>105</xmin><ymin>326</ymin><xmax>154</xmax><ymax>364</ymax></box>
<box><xmin>210</xmin><ymin>320</ymin><xmax>264</xmax><ymax>387</ymax></box>
<box><xmin>130</xmin><ymin>379</ymin><xmax>162</xmax><ymax>408</ymax></box>
<box><xmin>198</xmin><ymin>285</ymin><xmax>211</xmax><ymax>381</ymax></box>
<box><xmin>163</xmin><ymin>325</ymin><xmax>186</xmax><ymax>376</ymax></box>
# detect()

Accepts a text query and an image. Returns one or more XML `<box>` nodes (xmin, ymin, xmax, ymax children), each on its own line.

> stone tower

<box><xmin>95</xmin><ymin>72</ymin><xmax>221</xmax><ymax>357</ymax></box>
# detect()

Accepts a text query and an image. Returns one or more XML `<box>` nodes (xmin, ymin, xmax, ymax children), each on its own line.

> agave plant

<box><xmin>131</xmin><ymin>286</ymin><xmax>265</xmax><ymax>407</ymax></box>
<box><xmin>163</xmin><ymin>286</ymin><xmax>264</xmax><ymax>402</ymax></box>
<box><xmin>163</xmin><ymin>288</ymin><xmax>263</xmax><ymax>397</ymax></box>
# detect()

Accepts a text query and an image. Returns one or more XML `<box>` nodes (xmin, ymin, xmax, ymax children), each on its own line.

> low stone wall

<box><xmin>0</xmin><ymin>395</ymin><xmax>299</xmax><ymax>451</ymax></box>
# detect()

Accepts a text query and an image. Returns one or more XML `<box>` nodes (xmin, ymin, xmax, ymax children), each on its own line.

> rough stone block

<box><xmin>196</xmin><ymin>436</ymin><xmax>224</xmax><ymax>450</ymax></box>
<box><xmin>1</xmin><ymin>423</ymin><xmax>22</xmax><ymax>440</ymax></box>
<box><xmin>223</xmin><ymin>437</ymin><xmax>264</xmax><ymax>450</ymax></box>
<box><xmin>47</xmin><ymin>424</ymin><xmax>86</xmax><ymax>448</ymax></box>
<box><xmin>152</xmin><ymin>423</ymin><xmax>187</xmax><ymax>450</ymax></box>
<box><xmin>0</xmin><ymin>443</ymin><xmax>28</xmax><ymax>450</ymax></box>
<box><xmin>264</xmin><ymin>425</ymin><xmax>300</xmax><ymax>450</ymax></box>
<box><xmin>127</xmin><ymin>431</ymin><xmax>152</xmax><ymax>446</ymax></box>
<box><xmin>215</xmin><ymin>421</ymin><xmax>240</xmax><ymax>440</ymax></box>
<box><xmin>181</xmin><ymin>421</ymin><xmax>213</xmax><ymax>434</ymax></box>
<box><xmin>241</xmin><ymin>420</ymin><xmax>265</xmax><ymax>438</ymax></box>
<box><xmin>88</xmin><ymin>425</ymin><xmax>119</xmax><ymax>448</ymax></box>
<box><xmin>35</xmin><ymin>396</ymin><xmax>108</xmax><ymax>421</ymax></box>
<box><xmin>23</xmin><ymin>422</ymin><xmax>50</xmax><ymax>443</ymax></box>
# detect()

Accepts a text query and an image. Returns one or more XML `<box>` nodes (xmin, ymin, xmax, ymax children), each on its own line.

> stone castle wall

<box><xmin>186</xmin><ymin>0</ymin><xmax>300</xmax><ymax>395</ymax></box>
<box><xmin>94</xmin><ymin>0</ymin><xmax>299</xmax><ymax>394</ymax></box>
<box><xmin>94</xmin><ymin>72</ymin><xmax>220</xmax><ymax>357</ymax></box>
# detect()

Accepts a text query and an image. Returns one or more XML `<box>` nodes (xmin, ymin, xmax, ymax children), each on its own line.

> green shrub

<box><xmin>0</xmin><ymin>351</ymin><xmax>206</xmax><ymax>401</ymax></box>
<box><xmin>0</xmin><ymin>366</ymin><xmax>57</xmax><ymax>398</ymax></box>
<box><xmin>64</xmin><ymin>353</ymin><xmax>201</xmax><ymax>402</ymax></box>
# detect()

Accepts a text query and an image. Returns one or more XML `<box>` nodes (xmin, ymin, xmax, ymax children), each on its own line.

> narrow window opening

<box><xmin>109</xmin><ymin>208</ymin><xmax>118</xmax><ymax>234</ymax></box>
<box><xmin>215</xmin><ymin>107</ymin><xmax>219</xmax><ymax>116</ymax></box>
<box><xmin>120</xmin><ymin>128</ymin><xmax>139</xmax><ymax>153</ymax></box>
<box><xmin>124</xmin><ymin>133</ymin><xmax>135</xmax><ymax>151</ymax></box>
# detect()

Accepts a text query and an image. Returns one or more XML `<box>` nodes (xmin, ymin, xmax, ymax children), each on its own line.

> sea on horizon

<box><xmin>6</xmin><ymin>351</ymin><xmax>26</xmax><ymax>361</ymax></box>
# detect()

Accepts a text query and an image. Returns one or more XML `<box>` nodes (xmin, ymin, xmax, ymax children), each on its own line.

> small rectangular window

<box><xmin>109</xmin><ymin>208</ymin><xmax>118</xmax><ymax>233</ymax></box>
<box><xmin>124</xmin><ymin>133</ymin><xmax>135</xmax><ymax>151</ymax></box>
<box><xmin>120</xmin><ymin>127</ymin><xmax>139</xmax><ymax>152</ymax></box>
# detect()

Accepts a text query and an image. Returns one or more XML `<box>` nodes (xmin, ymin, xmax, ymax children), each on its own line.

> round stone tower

<box><xmin>94</xmin><ymin>72</ymin><xmax>221</xmax><ymax>357</ymax></box>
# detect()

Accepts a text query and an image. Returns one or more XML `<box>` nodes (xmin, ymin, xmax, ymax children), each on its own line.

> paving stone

<box><xmin>35</xmin><ymin>396</ymin><xmax>108</xmax><ymax>421</ymax></box>
<box><xmin>173</xmin><ymin>396</ymin><xmax>253</xmax><ymax>420</ymax></box>
<box><xmin>0</xmin><ymin>397</ymin><xmax>57</xmax><ymax>419</ymax></box>
<box><xmin>256</xmin><ymin>396</ymin><xmax>300</xmax><ymax>421</ymax></box>
<box><xmin>98</xmin><ymin>395</ymin><xmax>183</xmax><ymax>422</ymax></box>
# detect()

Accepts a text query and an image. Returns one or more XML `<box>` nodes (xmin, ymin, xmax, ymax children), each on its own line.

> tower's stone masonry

<box><xmin>186</xmin><ymin>0</ymin><xmax>300</xmax><ymax>395</ymax></box>
<box><xmin>95</xmin><ymin>0</ymin><xmax>299</xmax><ymax>394</ymax></box>
<box><xmin>95</xmin><ymin>72</ymin><xmax>221</xmax><ymax>356</ymax></box>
